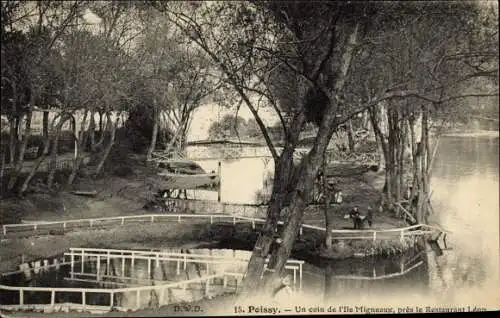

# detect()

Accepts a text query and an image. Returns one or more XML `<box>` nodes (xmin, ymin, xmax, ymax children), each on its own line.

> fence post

<box><xmin>90</xmin><ymin>220</ymin><xmax>93</xmax><ymax>229</ymax></box>
<box><xmin>299</xmin><ymin>226</ymin><xmax>303</xmax><ymax>236</ymax></box>
<box><xmin>223</xmin><ymin>274</ymin><xmax>228</xmax><ymax>289</ymax></box>
<box><xmin>178</xmin><ymin>215</ymin><xmax>181</xmax><ymax>223</ymax></box>
<box><xmin>299</xmin><ymin>263</ymin><xmax>303</xmax><ymax>292</ymax></box>
<box><xmin>3</xmin><ymin>225</ymin><xmax>7</xmax><ymax>235</ymax></box>
<box><xmin>107</xmin><ymin>251</ymin><xmax>111</xmax><ymax>275</ymax></box>
<box><xmin>210</xmin><ymin>216</ymin><xmax>213</xmax><ymax>224</ymax></box>
<box><xmin>136</xmin><ymin>290</ymin><xmax>140</xmax><ymax>309</ymax></box>
<box><xmin>151</xmin><ymin>215</ymin><xmax>154</xmax><ymax>223</ymax></box>
<box><xmin>82</xmin><ymin>291</ymin><xmax>86</xmax><ymax>310</ymax></box>
<box><xmin>159</xmin><ymin>288</ymin><xmax>165</xmax><ymax>306</ymax></box>
<box><xmin>252</xmin><ymin>221</ymin><xmax>255</xmax><ymax>230</ymax></box>
<box><xmin>121</xmin><ymin>253</ymin><xmax>125</xmax><ymax>277</ymax></box>
<box><xmin>81</xmin><ymin>250</ymin><xmax>85</xmax><ymax>274</ymax></box>
<box><xmin>110</xmin><ymin>292</ymin><xmax>114</xmax><ymax>309</ymax></box>
<box><xmin>233</xmin><ymin>216</ymin><xmax>236</xmax><ymax>225</ymax></box>
<box><xmin>51</xmin><ymin>290</ymin><xmax>56</xmax><ymax>306</ymax></box>
<box><xmin>400</xmin><ymin>230</ymin><xmax>404</xmax><ymax>244</ymax></box>
<box><xmin>183</xmin><ymin>255</ymin><xmax>187</xmax><ymax>271</ymax></box>
<box><xmin>373</xmin><ymin>232</ymin><xmax>376</xmax><ymax>242</ymax></box>
<box><xmin>205</xmin><ymin>277</ymin><xmax>211</xmax><ymax>296</ymax></box>
<box><xmin>176</xmin><ymin>260</ymin><xmax>180</xmax><ymax>275</ymax></box>
<box><xmin>121</xmin><ymin>217</ymin><xmax>124</xmax><ymax>226</ymax></box>
<box><xmin>19</xmin><ymin>289</ymin><xmax>24</xmax><ymax>305</ymax></box>
<box><xmin>96</xmin><ymin>255</ymin><xmax>101</xmax><ymax>282</ymax></box>
<box><xmin>147</xmin><ymin>258</ymin><xmax>151</xmax><ymax>278</ymax></box>
<box><xmin>71</xmin><ymin>253</ymin><xmax>75</xmax><ymax>279</ymax></box>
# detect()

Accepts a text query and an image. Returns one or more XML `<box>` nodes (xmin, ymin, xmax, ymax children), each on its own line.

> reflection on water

<box><xmin>425</xmin><ymin>135</ymin><xmax>499</xmax><ymax>306</ymax></box>
<box><xmin>186</xmin><ymin>151</ymin><xmax>274</xmax><ymax>204</ymax></box>
<box><xmin>185</xmin><ymin>135</ymin><xmax>499</xmax><ymax>307</ymax></box>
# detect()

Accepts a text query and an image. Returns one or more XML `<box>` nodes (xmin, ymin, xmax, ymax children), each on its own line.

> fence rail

<box><xmin>332</xmin><ymin>251</ymin><xmax>425</xmax><ymax>280</ymax></box>
<box><xmin>63</xmin><ymin>247</ymin><xmax>303</xmax><ymax>291</ymax></box>
<box><xmin>0</xmin><ymin>272</ymin><xmax>241</xmax><ymax>313</ymax></box>
<box><xmin>2</xmin><ymin>206</ymin><xmax>446</xmax><ymax>244</ymax></box>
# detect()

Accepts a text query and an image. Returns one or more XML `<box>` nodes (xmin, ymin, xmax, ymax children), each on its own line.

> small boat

<box><xmin>156</xmin><ymin>159</ymin><xmax>220</xmax><ymax>190</ymax></box>
<box><xmin>157</xmin><ymin>171</ymin><xmax>220</xmax><ymax>189</ymax></box>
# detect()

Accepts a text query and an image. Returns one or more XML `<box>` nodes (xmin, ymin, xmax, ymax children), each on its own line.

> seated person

<box><xmin>344</xmin><ymin>206</ymin><xmax>373</xmax><ymax>229</ymax></box>
<box><xmin>273</xmin><ymin>275</ymin><xmax>294</xmax><ymax>304</ymax></box>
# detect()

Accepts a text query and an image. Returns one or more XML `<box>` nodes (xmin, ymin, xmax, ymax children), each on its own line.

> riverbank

<box><xmin>0</xmin><ymin>156</ymin><xmax>414</xmax><ymax>271</ymax></box>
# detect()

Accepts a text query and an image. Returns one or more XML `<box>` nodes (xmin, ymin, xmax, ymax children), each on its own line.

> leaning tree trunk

<box><xmin>146</xmin><ymin>103</ymin><xmax>159</xmax><ymax>161</ymax></box>
<box><xmin>239</xmin><ymin>145</ymin><xmax>296</xmax><ymax>296</ymax></box>
<box><xmin>346</xmin><ymin>119</ymin><xmax>356</xmax><ymax>153</ymax></box>
<box><xmin>369</xmin><ymin>106</ymin><xmax>387</xmax><ymax>173</ymax></box>
<box><xmin>239</xmin><ymin>111</ymin><xmax>307</xmax><ymax>297</ymax></box>
<box><xmin>47</xmin><ymin>114</ymin><xmax>74</xmax><ymax>189</ymax></box>
<box><xmin>8</xmin><ymin>116</ymin><xmax>17</xmax><ymax>165</ymax></box>
<box><xmin>255</xmin><ymin>22</ymin><xmax>360</xmax><ymax>298</ymax></box>
<box><xmin>94</xmin><ymin>113</ymin><xmax>120</xmax><ymax>176</ymax></box>
<box><xmin>421</xmin><ymin>106</ymin><xmax>431</xmax><ymax>223</ymax></box>
<box><xmin>37</xmin><ymin>111</ymin><xmax>50</xmax><ymax>157</ymax></box>
<box><xmin>94</xmin><ymin>114</ymin><xmax>109</xmax><ymax>152</ymax></box>
<box><xmin>8</xmin><ymin>110</ymin><xmax>33</xmax><ymax>191</ymax></box>
<box><xmin>20</xmin><ymin>115</ymin><xmax>62</xmax><ymax>194</ymax></box>
<box><xmin>89</xmin><ymin>111</ymin><xmax>97</xmax><ymax>152</ymax></box>
<box><xmin>264</xmin><ymin>118</ymin><xmax>339</xmax><ymax>294</ymax></box>
<box><xmin>67</xmin><ymin>110</ymin><xmax>90</xmax><ymax>186</ymax></box>
<box><xmin>323</xmin><ymin>155</ymin><xmax>333</xmax><ymax>249</ymax></box>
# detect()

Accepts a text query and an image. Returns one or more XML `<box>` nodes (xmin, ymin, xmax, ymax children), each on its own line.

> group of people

<box><xmin>346</xmin><ymin>205</ymin><xmax>373</xmax><ymax>229</ymax></box>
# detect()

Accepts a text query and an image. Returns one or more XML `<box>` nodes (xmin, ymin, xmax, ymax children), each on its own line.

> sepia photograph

<box><xmin>0</xmin><ymin>0</ymin><xmax>498</xmax><ymax>316</ymax></box>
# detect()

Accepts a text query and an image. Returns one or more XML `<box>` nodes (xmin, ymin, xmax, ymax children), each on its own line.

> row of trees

<box><xmin>1</xmin><ymin>1</ymin><xmax>219</xmax><ymax>195</ymax></box>
<box><xmin>150</xmin><ymin>1</ymin><xmax>498</xmax><ymax>298</ymax></box>
<box><xmin>1</xmin><ymin>0</ymin><xmax>497</xmax><ymax>300</ymax></box>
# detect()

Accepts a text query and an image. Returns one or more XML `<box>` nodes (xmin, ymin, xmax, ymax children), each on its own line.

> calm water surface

<box><xmin>3</xmin><ymin>135</ymin><xmax>498</xmax><ymax>310</ymax></box>
<box><xmin>188</xmin><ymin>135</ymin><xmax>500</xmax><ymax>307</ymax></box>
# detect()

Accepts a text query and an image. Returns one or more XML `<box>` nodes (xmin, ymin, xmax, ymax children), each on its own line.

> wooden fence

<box><xmin>64</xmin><ymin>247</ymin><xmax>303</xmax><ymax>291</ymax></box>
<box><xmin>0</xmin><ymin>273</ymin><xmax>242</xmax><ymax>313</ymax></box>
<box><xmin>2</xmin><ymin>207</ymin><xmax>446</xmax><ymax>245</ymax></box>
<box><xmin>332</xmin><ymin>251</ymin><xmax>425</xmax><ymax>280</ymax></box>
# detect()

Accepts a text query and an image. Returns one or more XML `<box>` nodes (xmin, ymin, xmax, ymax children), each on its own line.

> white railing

<box><xmin>0</xmin><ymin>273</ymin><xmax>241</xmax><ymax>312</ymax></box>
<box><xmin>64</xmin><ymin>247</ymin><xmax>303</xmax><ymax>291</ymax></box>
<box><xmin>2</xmin><ymin>210</ymin><xmax>446</xmax><ymax>244</ymax></box>
<box><xmin>332</xmin><ymin>251</ymin><xmax>425</xmax><ymax>280</ymax></box>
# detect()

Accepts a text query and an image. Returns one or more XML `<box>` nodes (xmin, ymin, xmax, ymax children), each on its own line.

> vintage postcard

<box><xmin>0</xmin><ymin>1</ymin><xmax>498</xmax><ymax>316</ymax></box>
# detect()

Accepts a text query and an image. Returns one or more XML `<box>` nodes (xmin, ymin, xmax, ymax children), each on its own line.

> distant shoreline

<box><xmin>441</xmin><ymin>130</ymin><xmax>499</xmax><ymax>138</ymax></box>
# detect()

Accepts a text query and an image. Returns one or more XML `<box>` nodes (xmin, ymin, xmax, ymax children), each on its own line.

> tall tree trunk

<box><xmin>89</xmin><ymin>111</ymin><xmax>97</xmax><ymax>152</ymax></box>
<box><xmin>239</xmin><ymin>111</ymin><xmax>307</xmax><ymax>297</ymax></box>
<box><xmin>368</xmin><ymin>106</ymin><xmax>387</xmax><ymax>173</ymax></box>
<box><xmin>94</xmin><ymin>114</ymin><xmax>109</xmax><ymax>151</ymax></box>
<box><xmin>37</xmin><ymin>111</ymin><xmax>49</xmax><ymax>157</ymax></box>
<box><xmin>146</xmin><ymin>104</ymin><xmax>159</xmax><ymax>160</ymax></box>
<box><xmin>94</xmin><ymin>113</ymin><xmax>119</xmax><ymax>176</ymax></box>
<box><xmin>323</xmin><ymin>155</ymin><xmax>333</xmax><ymax>249</ymax></box>
<box><xmin>8</xmin><ymin>111</ymin><xmax>33</xmax><ymax>191</ymax></box>
<box><xmin>8</xmin><ymin>117</ymin><xmax>16</xmax><ymax>164</ymax></box>
<box><xmin>98</xmin><ymin>111</ymin><xmax>104</xmax><ymax>134</ymax></box>
<box><xmin>20</xmin><ymin>115</ymin><xmax>61</xmax><ymax>194</ymax></box>
<box><xmin>421</xmin><ymin>106</ymin><xmax>431</xmax><ymax>223</ymax></box>
<box><xmin>67</xmin><ymin>110</ymin><xmax>90</xmax><ymax>186</ymax></box>
<box><xmin>47</xmin><ymin>114</ymin><xmax>73</xmax><ymax>189</ymax></box>
<box><xmin>346</xmin><ymin>119</ymin><xmax>355</xmax><ymax>153</ymax></box>
<box><xmin>258</xmin><ymin>22</ymin><xmax>360</xmax><ymax>297</ymax></box>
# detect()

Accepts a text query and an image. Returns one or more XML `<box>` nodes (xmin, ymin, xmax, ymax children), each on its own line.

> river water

<box><xmin>185</xmin><ymin>134</ymin><xmax>500</xmax><ymax>309</ymax></box>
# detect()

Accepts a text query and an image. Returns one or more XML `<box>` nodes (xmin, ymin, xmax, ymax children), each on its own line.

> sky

<box><xmin>187</xmin><ymin>102</ymin><xmax>280</xmax><ymax>141</ymax></box>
